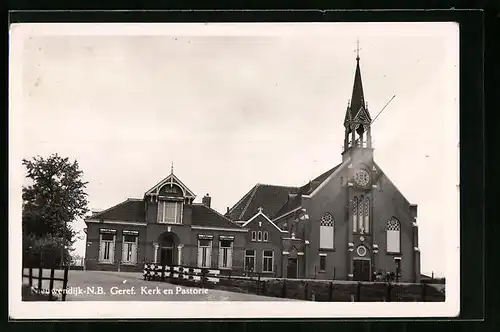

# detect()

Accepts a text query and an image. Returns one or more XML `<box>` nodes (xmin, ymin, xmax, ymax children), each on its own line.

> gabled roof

<box><xmin>226</xmin><ymin>163</ymin><xmax>344</xmax><ymax>223</ymax></box>
<box><xmin>225</xmin><ymin>184</ymin><xmax>299</xmax><ymax>221</ymax></box>
<box><xmin>191</xmin><ymin>203</ymin><xmax>243</xmax><ymax>229</ymax></box>
<box><xmin>242</xmin><ymin>209</ymin><xmax>288</xmax><ymax>233</ymax></box>
<box><xmin>87</xmin><ymin>198</ymin><xmax>145</xmax><ymax>222</ymax></box>
<box><xmin>144</xmin><ymin>173</ymin><xmax>196</xmax><ymax>198</ymax></box>
<box><xmin>272</xmin><ymin>163</ymin><xmax>343</xmax><ymax>220</ymax></box>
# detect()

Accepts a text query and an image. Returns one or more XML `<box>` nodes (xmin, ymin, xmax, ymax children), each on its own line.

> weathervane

<box><xmin>355</xmin><ymin>37</ymin><xmax>361</xmax><ymax>61</ymax></box>
<box><xmin>170</xmin><ymin>161</ymin><xmax>174</xmax><ymax>187</ymax></box>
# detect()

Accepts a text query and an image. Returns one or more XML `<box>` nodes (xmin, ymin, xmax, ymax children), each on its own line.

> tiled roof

<box><xmin>191</xmin><ymin>204</ymin><xmax>243</xmax><ymax>229</ymax></box>
<box><xmin>89</xmin><ymin>198</ymin><xmax>145</xmax><ymax>222</ymax></box>
<box><xmin>227</xmin><ymin>163</ymin><xmax>343</xmax><ymax>222</ymax></box>
<box><xmin>225</xmin><ymin>184</ymin><xmax>299</xmax><ymax>221</ymax></box>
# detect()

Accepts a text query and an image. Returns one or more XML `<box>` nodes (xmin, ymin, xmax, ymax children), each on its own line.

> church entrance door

<box><xmin>353</xmin><ymin>258</ymin><xmax>371</xmax><ymax>281</ymax></box>
<box><xmin>287</xmin><ymin>258</ymin><xmax>298</xmax><ymax>279</ymax></box>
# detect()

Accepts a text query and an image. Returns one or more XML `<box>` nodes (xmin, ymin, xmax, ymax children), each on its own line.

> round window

<box><xmin>356</xmin><ymin>245</ymin><xmax>367</xmax><ymax>257</ymax></box>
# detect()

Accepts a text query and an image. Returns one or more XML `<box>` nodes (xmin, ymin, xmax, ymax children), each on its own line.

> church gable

<box><xmin>372</xmin><ymin>162</ymin><xmax>416</xmax><ymax>236</ymax></box>
<box><xmin>353</xmin><ymin>107</ymin><xmax>372</xmax><ymax>124</ymax></box>
<box><xmin>242</xmin><ymin>209</ymin><xmax>288</xmax><ymax>233</ymax></box>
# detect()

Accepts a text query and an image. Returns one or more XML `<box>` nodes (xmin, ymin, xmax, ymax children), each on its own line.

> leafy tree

<box><xmin>22</xmin><ymin>154</ymin><xmax>89</xmax><ymax>267</ymax></box>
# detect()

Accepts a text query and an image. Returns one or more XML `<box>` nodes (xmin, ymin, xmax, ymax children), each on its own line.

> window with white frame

<box><xmin>251</xmin><ymin>231</ymin><xmax>256</xmax><ymax>241</ymax></box>
<box><xmin>122</xmin><ymin>233</ymin><xmax>138</xmax><ymax>265</ymax></box>
<box><xmin>244</xmin><ymin>249</ymin><xmax>255</xmax><ymax>272</ymax></box>
<box><xmin>262</xmin><ymin>250</ymin><xmax>274</xmax><ymax>272</ymax></box>
<box><xmin>386</xmin><ymin>217</ymin><xmax>401</xmax><ymax>253</ymax></box>
<box><xmin>263</xmin><ymin>231</ymin><xmax>269</xmax><ymax>242</ymax></box>
<box><xmin>157</xmin><ymin>201</ymin><xmax>182</xmax><ymax>224</ymax></box>
<box><xmin>99</xmin><ymin>232</ymin><xmax>116</xmax><ymax>263</ymax></box>
<box><xmin>257</xmin><ymin>231</ymin><xmax>262</xmax><ymax>242</ymax></box>
<box><xmin>218</xmin><ymin>240</ymin><xmax>233</xmax><ymax>269</ymax></box>
<box><xmin>197</xmin><ymin>238</ymin><xmax>212</xmax><ymax>268</ymax></box>
<box><xmin>320</xmin><ymin>212</ymin><xmax>334</xmax><ymax>249</ymax></box>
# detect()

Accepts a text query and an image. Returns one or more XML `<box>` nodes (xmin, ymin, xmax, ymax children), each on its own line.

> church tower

<box><xmin>343</xmin><ymin>41</ymin><xmax>377</xmax><ymax>281</ymax></box>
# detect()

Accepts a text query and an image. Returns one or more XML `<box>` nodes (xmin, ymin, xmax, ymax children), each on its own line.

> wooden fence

<box><xmin>143</xmin><ymin>263</ymin><xmax>221</xmax><ymax>285</ymax></box>
<box><xmin>22</xmin><ymin>267</ymin><xmax>69</xmax><ymax>301</ymax></box>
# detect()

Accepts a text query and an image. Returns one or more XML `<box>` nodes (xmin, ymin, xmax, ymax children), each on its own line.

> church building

<box><xmin>225</xmin><ymin>52</ymin><xmax>421</xmax><ymax>282</ymax></box>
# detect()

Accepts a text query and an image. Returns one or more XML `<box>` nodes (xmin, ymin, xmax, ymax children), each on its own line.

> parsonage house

<box><xmin>84</xmin><ymin>54</ymin><xmax>421</xmax><ymax>282</ymax></box>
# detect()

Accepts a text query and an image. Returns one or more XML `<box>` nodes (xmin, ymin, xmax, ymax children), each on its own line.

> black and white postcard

<box><xmin>9</xmin><ymin>22</ymin><xmax>459</xmax><ymax>319</ymax></box>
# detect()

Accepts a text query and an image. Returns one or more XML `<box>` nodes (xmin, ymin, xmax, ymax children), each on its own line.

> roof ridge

<box><xmin>256</xmin><ymin>183</ymin><xmax>299</xmax><ymax>189</ymax></box>
<box><xmin>239</xmin><ymin>184</ymin><xmax>260</xmax><ymax>220</ymax></box>
<box><xmin>226</xmin><ymin>183</ymin><xmax>258</xmax><ymax>217</ymax></box>
<box><xmin>127</xmin><ymin>198</ymin><xmax>143</xmax><ymax>202</ymax></box>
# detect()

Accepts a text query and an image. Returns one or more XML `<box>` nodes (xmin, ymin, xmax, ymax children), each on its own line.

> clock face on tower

<box><xmin>354</xmin><ymin>169</ymin><xmax>370</xmax><ymax>187</ymax></box>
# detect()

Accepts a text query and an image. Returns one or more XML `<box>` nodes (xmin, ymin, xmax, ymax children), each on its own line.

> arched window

<box><xmin>386</xmin><ymin>217</ymin><xmax>401</xmax><ymax>253</ymax></box>
<box><xmin>352</xmin><ymin>197</ymin><xmax>358</xmax><ymax>232</ymax></box>
<box><xmin>320</xmin><ymin>212</ymin><xmax>334</xmax><ymax>249</ymax></box>
<box><xmin>364</xmin><ymin>197</ymin><xmax>370</xmax><ymax>233</ymax></box>
<box><xmin>358</xmin><ymin>195</ymin><xmax>364</xmax><ymax>232</ymax></box>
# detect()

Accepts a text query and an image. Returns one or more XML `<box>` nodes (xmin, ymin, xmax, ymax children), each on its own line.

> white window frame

<box><xmin>244</xmin><ymin>249</ymin><xmax>256</xmax><ymax>272</ymax></box>
<box><xmin>158</xmin><ymin>201</ymin><xmax>183</xmax><ymax>224</ymax></box>
<box><xmin>197</xmin><ymin>239</ymin><xmax>212</xmax><ymax>268</ymax></box>
<box><xmin>251</xmin><ymin>231</ymin><xmax>256</xmax><ymax>241</ymax></box>
<box><xmin>263</xmin><ymin>231</ymin><xmax>269</xmax><ymax>242</ymax></box>
<box><xmin>218</xmin><ymin>240</ymin><xmax>233</xmax><ymax>269</ymax></box>
<box><xmin>262</xmin><ymin>250</ymin><xmax>274</xmax><ymax>273</ymax></box>
<box><xmin>257</xmin><ymin>231</ymin><xmax>262</xmax><ymax>242</ymax></box>
<box><xmin>99</xmin><ymin>233</ymin><xmax>116</xmax><ymax>264</ymax></box>
<box><xmin>122</xmin><ymin>234</ymin><xmax>138</xmax><ymax>265</ymax></box>
<box><xmin>386</xmin><ymin>217</ymin><xmax>401</xmax><ymax>254</ymax></box>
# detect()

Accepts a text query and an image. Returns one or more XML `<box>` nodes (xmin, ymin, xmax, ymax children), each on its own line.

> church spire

<box><xmin>350</xmin><ymin>38</ymin><xmax>366</xmax><ymax>120</ymax></box>
<box><xmin>342</xmin><ymin>39</ymin><xmax>373</xmax><ymax>156</ymax></box>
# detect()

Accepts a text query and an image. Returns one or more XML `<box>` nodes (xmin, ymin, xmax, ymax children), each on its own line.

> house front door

<box><xmin>353</xmin><ymin>259</ymin><xmax>371</xmax><ymax>281</ymax></box>
<box><xmin>160</xmin><ymin>247</ymin><xmax>174</xmax><ymax>267</ymax></box>
<box><xmin>287</xmin><ymin>258</ymin><xmax>298</xmax><ymax>279</ymax></box>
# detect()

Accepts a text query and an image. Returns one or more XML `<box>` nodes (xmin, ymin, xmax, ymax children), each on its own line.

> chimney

<box><xmin>202</xmin><ymin>193</ymin><xmax>211</xmax><ymax>208</ymax></box>
<box><xmin>226</xmin><ymin>207</ymin><xmax>230</xmax><ymax>214</ymax></box>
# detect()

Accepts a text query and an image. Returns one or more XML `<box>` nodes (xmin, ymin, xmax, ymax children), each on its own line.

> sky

<box><xmin>11</xmin><ymin>23</ymin><xmax>459</xmax><ymax>278</ymax></box>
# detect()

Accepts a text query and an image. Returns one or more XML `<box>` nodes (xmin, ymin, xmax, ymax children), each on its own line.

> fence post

<box><xmin>329</xmin><ymin>282</ymin><xmax>333</xmax><ymax>301</ymax></box>
<box><xmin>28</xmin><ymin>268</ymin><xmax>33</xmax><ymax>289</ymax></box>
<box><xmin>161</xmin><ymin>264</ymin><xmax>165</xmax><ymax>281</ymax></box>
<box><xmin>386</xmin><ymin>282</ymin><xmax>392</xmax><ymax>302</ymax></box>
<box><xmin>48</xmin><ymin>269</ymin><xmax>55</xmax><ymax>301</ymax></box>
<box><xmin>37</xmin><ymin>268</ymin><xmax>43</xmax><ymax>294</ymax></box>
<box><xmin>356</xmin><ymin>282</ymin><xmax>361</xmax><ymax>302</ymax></box>
<box><xmin>201</xmin><ymin>269</ymin><xmax>207</xmax><ymax>287</ymax></box>
<box><xmin>256</xmin><ymin>273</ymin><xmax>261</xmax><ymax>295</ymax></box>
<box><xmin>421</xmin><ymin>283</ymin><xmax>427</xmax><ymax>301</ymax></box>
<box><xmin>304</xmin><ymin>282</ymin><xmax>309</xmax><ymax>300</ymax></box>
<box><xmin>282</xmin><ymin>279</ymin><xmax>287</xmax><ymax>298</ymax></box>
<box><xmin>62</xmin><ymin>266</ymin><xmax>69</xmax><ymax>301</ymax></box>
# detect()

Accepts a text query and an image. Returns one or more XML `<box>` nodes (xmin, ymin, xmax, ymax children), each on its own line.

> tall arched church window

<box><xmin>386</xmin><ymin>217</ymin><xmax>401</xmax><ymax>253</ymax></box>
<box><xmin>364</xmin><ymin>198</ymin><xmax>370</xmax><ymax>233</ymax></box>
<box><xmin>358</xmin><ymin>195</ymin><xmax>364</xmax><ymax>232</ymax></box>
<box><xmin>352</xmin><ymin>197</ymin><xmax>358</xmax><ymax>232</ymax></box>
<box><xmin>320</xmin><ymin>212</ymin><xmax>334</xmax><ymax>249</ymax></box>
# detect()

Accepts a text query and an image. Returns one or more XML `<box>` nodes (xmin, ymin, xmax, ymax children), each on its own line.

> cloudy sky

<box><xmin>11</xmin><ymin>23</ymin><xmax>459</xmax><ymax>278</ymax></box>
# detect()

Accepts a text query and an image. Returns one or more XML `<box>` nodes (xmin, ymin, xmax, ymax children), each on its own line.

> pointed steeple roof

<box><xmin>349</xmin><ymin>56</ymin><xmax>366</xmax><ymax>119</ymax></box>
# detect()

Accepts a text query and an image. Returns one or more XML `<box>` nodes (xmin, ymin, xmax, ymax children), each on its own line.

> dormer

<box><xmin>144</xmin><ymin>170</ymin><xmax>196</xmax><ymax>225</ymax></box>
